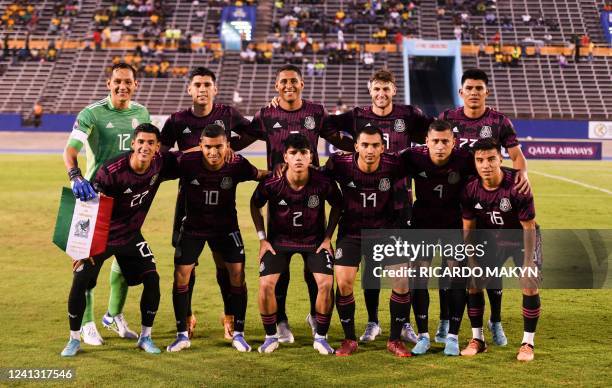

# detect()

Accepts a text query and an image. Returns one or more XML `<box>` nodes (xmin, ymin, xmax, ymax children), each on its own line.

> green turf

<box><xmin>0</xmin><ymin>155</ymin><xmax>611</xmax><ymax>387</ymax></box>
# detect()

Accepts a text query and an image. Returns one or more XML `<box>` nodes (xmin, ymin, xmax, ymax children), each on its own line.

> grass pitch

<box><xmin>0</xmin><ymin>155</ymin><xmax>611</xmax><ymax>387</ymax></box>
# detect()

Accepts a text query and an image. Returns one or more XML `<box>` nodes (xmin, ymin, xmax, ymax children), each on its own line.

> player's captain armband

<box><xmin>67</xmin><ymin>121</ymin><xmax>88</xmax><ymax>149</ymax></box>
<box><xmin>53</xmin><ymin>187</ymin><xmax>114</xmax><ymax>261</ymax></box>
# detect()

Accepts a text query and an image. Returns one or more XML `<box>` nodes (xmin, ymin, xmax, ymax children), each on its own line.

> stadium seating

<box><xmin>0</xmin><ymin>0</ymin><xmax>609</xmax><ymax>120</ymax></box>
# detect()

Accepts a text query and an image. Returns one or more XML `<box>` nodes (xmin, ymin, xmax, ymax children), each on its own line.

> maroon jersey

<box><xmin>160</xmin><ymin>104</ymin><xmax>250</xmax><ymax>150</ymax></box>
<box><xmin>324</xmin><ymin>153</ymin><xmax>407</xmax><ymax>239</ymax></box>
<box><xmin>440</xmin><ymin>107</ymin><xmax>519</xmax><ymax>150</ymax></box>
<box><xmin>252</xmin><ymin>169</ymin><xmax>343</xmax><ymax>249</ymax></box>
<box><xmin>94</xmin><ymin>151</ymin><xmax>179</xmax><ymax>246</ymax></box>
<box><xmin>329</xmin><ymin>104</ymin><xmax>432</xmax><ymax>151</ymax></box>
<box><xmin>461</xmin><ymin>167</ymin><xmax>535</xmax><ymax>230</ymax></box>
<box><xmin>244</xmin><ymin>100</ymin><xmax>334</xmax><ymax>169</ymax></box>
<box><xmin>400</xmin><ymin>146</ymin><xmax>475</xmax><ymax>228</ymax></box>
<box><xmin>178</xmin><ymin>153</ymin><xmax>258</xmax><ymax>238</ymax></box>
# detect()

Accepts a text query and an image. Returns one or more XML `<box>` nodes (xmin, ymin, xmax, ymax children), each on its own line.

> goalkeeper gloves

<box><xmin>68</xmin><ymin>167</ymin><xmax>97</xmax><ymax>201</ymax></box>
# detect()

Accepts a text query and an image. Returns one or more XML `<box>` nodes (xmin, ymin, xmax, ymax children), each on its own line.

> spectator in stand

<box><xmin>49</xmin><ymin>15</ymin><xmax>61</xmax><ymax>34</ymax></box>
<box><xmin>436</xmin><ymin>6</ymin><xmax>445</xmax><ymax>20</ymax></box>
<box><xmin>314</xmin><ymin>59</ymin><xmax>325</xmax><ymax>76</ymax></box>
<box><xmin>485</xmin><ymin>10</ymin><xmax>496</xmax><ymax>25</ymax></box>
<box><xmin>453</xmin><ymin>25</ymin><xmax>462</xmax><ymax>40</ymax></box>
<box><xmin>501</xmin><ymin>16</ymin><xmax>513</xmax><ymax>31</ymax></box>
<box><xmin>543</xmin><ymin>33</ymin><xmax>552</xmax><ymax>44</ymax></box>
<box><xmin>362</xmin><ymin>51</ymin><xmax>375</xmax><ymax>70</ymax></box>
<box><xmin>93</xmin><ymin>30</ymin><xmax>102</xmax><ymax>50</ymax></box>
<box><xmin>558</xmin><ymin>53</ymin><xmax>568</xmax><ymax>68</ymax></box>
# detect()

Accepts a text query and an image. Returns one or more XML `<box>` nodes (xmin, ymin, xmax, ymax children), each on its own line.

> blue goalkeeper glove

<box><xmin>68</xmin><ymin>167</ymin><xmax>97</xmax><ymax>201</ymax></box>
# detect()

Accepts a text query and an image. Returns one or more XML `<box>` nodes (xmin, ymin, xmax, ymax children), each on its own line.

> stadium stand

<box><xmin>0</xmin><ymin>0</ymin><xmax>610</xmax><ymax>119</ymax></box>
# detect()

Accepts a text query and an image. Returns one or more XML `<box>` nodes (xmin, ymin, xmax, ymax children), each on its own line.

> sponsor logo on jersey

<box><xmin>278</xmin><ymin>199</ymin><xmax>287</xmax><ymax>206</ymax></box>
<box><xmin>183</xmin><ymin>127</ymin><xmax>192</xmax><ymax>134</ymax></box>
<box><xmin>304</xmin><ymin>116</ymin><xmax>316</xmax><ymax>130</ymax></box>
<box><xmin>220</xmin><ymin>176</ymin><xmax>233</xmax><ymax>189</ymax></box>
<box><xmin>475</xmin><ymin>202</ymin><xmax>483</xmax><ymax>209</ymax></box>
<box><xmin>307</xmin><ymin>195</ymin><xmax>320</xmax><ymax>208</ymax></box>
<box><xmin>500</xmin><ymin>197</ymin><xmax>512</xmax><ymax>212</ymax></box>
<box><xmin>190</xmin><ymin>179</ymin><xmax>200</xmax><ymax>186</ymax></box>
<box><xmin>335</xmin><ymin>248</ymin><xmax>343</xmax><ymax>259</ymax></box>
<box><xmin>124</xmin><ymin>188</ymin><xmax>133</xmax><ymax>193</ymax></box>
<box><xmin>106</xmin><ymin>122</ymin><xmax>114</xmax><ymax>128</ymax></box>
<box><xmin>73</xmin><ymin>219</ymin><xmax>90</xmax><ymax>238</ymax></box>
<box><xmin>132</xmin><ymin>118</ymin><xmax>139</xmax><ymax>129</ymax></box>
<box><xmin>448</xmin><ymin>171</ymin><xmax>460</xmax><ymax>184</ymax></box>
<box><xmin>394</xmin><ymin>119</ymin><xmax>406</xmax><ymax>132</ymax></box>
<box><xmin>214</xmin><ymin>120</ymin><xmax>226</xmax><ymax>130</ymax></box>
<box><xmin>347</xmin><ymin>181</ymin><xmax>356</xmax><ymax>188</ymax></box>
<box><xmin>480</xmin><ymin>125</ymin><xmax>493</xmax><ymax>138</ymax></box>
<box><xmin>379</xmin><ymin>178</ymin><xmax>391</xmax><ymax>192</ymax></box>
<box><xmin>273</xmin><ymin>122</ymin><xmax>282</xmax><ymax>129</ymax></box>
<box><xmin>150</xmin><ymin>174</ymin><xmax>159</xmax><ymax>186</ymax></box>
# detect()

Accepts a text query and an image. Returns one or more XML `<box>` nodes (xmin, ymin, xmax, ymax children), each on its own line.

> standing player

<box><xmin>440</xmin><ymin>68</ymin><xmax>531</xmax><ymax>345</ymax></box>
<box><xmin>399</xmin><ymin>120</ymin><xmax>475</xmax><ymax>356</ymax></box>
<box><xmin>62</xmin><ymin>63</ymin><xmax>149</xmax><ymax>346</ymax></box>
<box><xmin>161</xmin><ymin>67</ymin><xmax>255</xmax><ymax>340</ymax></box>
<box><xmin>244</xmin><ymin>64</ymin><xmax>354</xmax><ymax>342</ymax></box>
<box><xmin>166</xmin><ymin>124</ymin><xmax>268</xmax><ymax>353</ymax></box>
<box><xmin>327</xmin><ymin>69</ymin><xmax>432</xmax><ymax>343</ymax></box>
<box><xmin>460</xmin><ymin>139</ymin><xmax>541</xmax><ymax>361</ymax></box>
<box><xmin>61</xmin><ymin>124</ymin><xmax>177</xmax><ymax>356</ymax></box>
<box><xmin>251</xmin><ymin>134</ymin><xmax>342</xmax><ymax>355</ymax></box>
<box><xmin>325</xmin><ymin>125</ymin><xmax>412</xmax><ymax>357</ymax></box>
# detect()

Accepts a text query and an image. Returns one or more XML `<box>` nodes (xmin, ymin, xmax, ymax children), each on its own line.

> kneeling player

<box><xmin>460</xmin><ymin>139</ymin><xmax>541</xmax><ymax>361</ymax></box>
<box><xmin>251</xmin><ymin>134</ymin><xmax>342</xmax><ymax>355</ymax></box>
<box><xmin>167</xmin><ymin>124</ymin><xmax>268</xmax><ymax>353</ymax></box>
<box><xmin>325</xmin><ymin>125</ymin><xmax>412</xmax><ymax>357</ymax></box>
<box><xmin>61</xmin><ymin>124</ymin><xmax>178</xmax><ymax>356</ymax></box>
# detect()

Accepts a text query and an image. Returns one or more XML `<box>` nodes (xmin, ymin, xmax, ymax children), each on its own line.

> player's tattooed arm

<box><xmin>507</xmin><ymin>145</ymin><xmax>531</xmax><ymax>195</ymax></box>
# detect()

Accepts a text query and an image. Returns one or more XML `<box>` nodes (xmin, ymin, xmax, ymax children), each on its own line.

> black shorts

<box><xmin>334</xmin><ymin>236</ymin><xmax>363</xmax><ymax>267</ymax></box>
<box><xmin>259</xmin><ymin>246</ymin><xmax>334</xmax><ymax>277</ymax></box>
<box><xmin>95</xmin><ymin>233</ymin><xmax>157</xmax><ymax>286</ymax></box>
<box><xmin>174</xmin><ymin>230</ymin><xmax>246</xmax><ymax>266</ymax></box>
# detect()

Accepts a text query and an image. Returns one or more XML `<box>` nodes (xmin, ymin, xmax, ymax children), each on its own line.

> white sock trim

<box><xmin>472</xmin><ymin>327</ymin><xmax>484</xmax><ymax>340</ymax></box>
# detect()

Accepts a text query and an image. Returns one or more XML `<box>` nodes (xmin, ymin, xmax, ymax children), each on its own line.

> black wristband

<box><xmin>68</xmin><ymin>167</ymin><xmax>83</xmax><ymax>181</ymax></box>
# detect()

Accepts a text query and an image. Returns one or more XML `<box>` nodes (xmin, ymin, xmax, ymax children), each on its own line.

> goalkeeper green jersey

<box><xmin>67</xmin><ymin>95</ymin><xmax>150</xmax><ymax>180</ymax></box>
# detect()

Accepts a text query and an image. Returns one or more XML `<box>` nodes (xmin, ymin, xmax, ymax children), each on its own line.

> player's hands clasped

<box><xmin>68</xmin><ymin>167</ymin><xmax>97</xmax><ymax>201</ymax></box>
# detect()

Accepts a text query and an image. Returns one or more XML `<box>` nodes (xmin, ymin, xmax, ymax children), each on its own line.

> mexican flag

<box><xmin>53</xmin><ymin>187</ymin><xmax>114</xmax><ymax>260</ymax></box>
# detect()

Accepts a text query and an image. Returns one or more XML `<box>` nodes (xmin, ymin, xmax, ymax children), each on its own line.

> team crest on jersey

<box><xmin>335</xmin><ymin>248</ymin><xmax>343</xmax><ymax>259</ymax></box>
<box><xmin>448</xmin><ymin>171</ymin><xmax>460</xmax><ymax>184</ymax></box>
<box><xmin>479</xmin><ymin>126</ymin><xmax>492</xmax><ymax>138</ymax></box>
<box><xmin>132</xmin><ymin>118</ymin><xmax>139</xmax><ymax>129</ymax></box>
<box><xmin>150</xmin><ymin>174</ymin><xmax>159</xmax><ymax>186</ymax></box>
<box><xmin>307</xmin><ymin>195</ymin><xmax>320</xmax><ymax>208</ymax></box>
<box><xmin>220</xmin><ymin>176</ymin><xmax>233</xmax><ymax>189</ymax></box>
<box><xmin>303</xmin><ymin>116</ymin><xmax>316</xmax><ymax>130</ymax></box>
<box><xmin>214</xmin><ymin>120</ymin><xmax>226</xmax><ymax>130</ymax></box>
<box><xmin>394</xmin><ymin>119</ymin><xmax>406</xmax><ymax>132</ymax></box>
<box><xmin>379</xmin><ymin>178</ymin><xmax>391</xmax><ymax>192</ymax></box>
<box><xmin>73</xmin><ymin>219</ymin><xmax>90</xmax><ymax>238</ymax></box>
<box><xmin>259</xmin><ymin>261</ymin><xmax>265</xmax><ymax>273</ymax></box>
<box><xmin>500</xmin><ymin>197</ymin><xmax>512</xmax><ymax>212</ymax></box>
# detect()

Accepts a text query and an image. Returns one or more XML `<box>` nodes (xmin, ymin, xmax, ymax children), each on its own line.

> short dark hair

<box><xmin>461</xmin><ymin>68</ymin><xmax>488</xmax><ymax>86</ymax></box>
<box><xmin>188</xmin><ymin>66</ymin><xmax>216</xmax><ymax>83</ymax></box>
<box><xmin>134</xmin><ymin>123</ymin><xmax>160</xmax><ymax>140</ymax></box>
<box><xmin>283</xmin><ymin>133</ymin><xmax>311</xmax><ymax>152</ymax></box>
<box><xmin>110</xmin><ymin>62</ymin><xmax>137</xmax><ymax>78</ymax></box>
<box><xmin>355</xmin><ymin>124</ymin><xmax>384</xmax><ymax>142</ymax></box>
<box><xmin>428</xmin><ymin>119</ymin><xmax>453</xmax><ymax>133</ymax></box>
<box><xmin>472</xmin><ymin>138</ymin><xmax>501</xmax><ymax>153</ymax></box>
<box><xmin>201</xmin><ymin>124</ymin><xmax>226</xmax><ymax>139</ymax></box>
<box><xmin>276</xmin><ymin>64</ymin><xmax>302</xmax><ymax>80</ymax></box>
<box><xmin>369</xmin><ymin>69</ymin><xmax>395</xmax><ymax>85</ymax></box>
